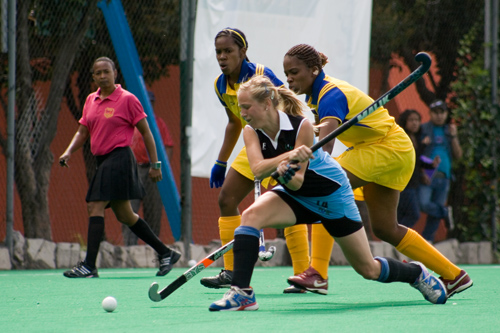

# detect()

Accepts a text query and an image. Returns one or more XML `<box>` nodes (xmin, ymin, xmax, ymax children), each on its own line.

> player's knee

<box><xmin>240</xmin><ymin>206</ymin><xmax>260</xmax><ymax>228</ymax></box>
<box><xmin>371</xmin><ymin>224</ymin><xmax>388</xmax><ymax>239</ymax></box>
<box><xmin>218</xmin><ymin>192</ymin><xmax>237</xmax><ymax>212</ymax></box>
<box><xmin>87</xmin><ymin>202</ymin><xmax>105</xmax><ymax>217</ymax></box>
<box><xmin>371</xmin><ymin>225</ymin><xmax>400</xmax><ymax>246</ymax></box>
<box><xmin>115</xmin><ymin>211</ymin><xmax>138</xmax><ymax>226</ymax></box>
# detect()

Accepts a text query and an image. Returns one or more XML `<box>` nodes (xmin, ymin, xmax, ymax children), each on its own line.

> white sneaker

<box><xmin>209</xmin><ymin>286</ymin><xmax>259</xmax><ymax>311</ymax></box>
<box><xmin>410</xmin><ymin>262</ymin><xmax>447</xmax><ymax>304</ymax></box>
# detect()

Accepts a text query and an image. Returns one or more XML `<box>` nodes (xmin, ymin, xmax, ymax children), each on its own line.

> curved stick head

<box><xmin>258</xmin><ymin>251</ymin><xmax>270</xmax><ymax>261</ymax></box>
<box><xmin>148</xmin><ymin>282</ymin><xmax>161</xmax><ymax>302</ymax></box>
<box><xmin>415</xmin><ymin>52</ymin><xmax>432</xmax><ymax>71</ymax></box>
<box><xmin>258</xmin><ymin>246</ymin><xmax>277</xmax><ymax>261</ymax></box>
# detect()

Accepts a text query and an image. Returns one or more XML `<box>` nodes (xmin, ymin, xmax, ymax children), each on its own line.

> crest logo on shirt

<box><xmin>285</xmin><ymin>144</ymin><xmax>293</xmax><ymax>151</ymax></box>
<box><xmin>104</xmin><ymin>107</ymin><xmax>115</xmax><ymax>118</ymax></box>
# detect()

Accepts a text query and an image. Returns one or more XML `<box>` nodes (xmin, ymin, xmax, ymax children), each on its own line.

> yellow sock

<box><xmin>396</xmin><ymin>228</ymin><xmax>461</xmax><ymax>280</ymax></box>
<box><xmin>284</xmin><ymin>224</ymin><xmax>310</xmax><ymax>275</ymax></box>
<box><xmin>218</xmin><ymin>215</ymin><xmax>241</xmax><ymax>271</ymax></box>
<box><xmin>311</xmin><ymin>223</ymin><xmax>334</xmax><ymax>279</ymax></box>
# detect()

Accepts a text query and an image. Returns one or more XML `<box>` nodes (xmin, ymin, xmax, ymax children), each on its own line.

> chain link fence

<box><xmin>0</xmin><ymin>0</ymin><xmax>498</xmax><ymax>248</ymax></box>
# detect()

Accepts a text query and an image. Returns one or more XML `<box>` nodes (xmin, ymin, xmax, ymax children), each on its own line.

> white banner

<box><xmin>192</xmin><ymin>0</ymin><xmax>373</xmax><ymax>177</ymax></box>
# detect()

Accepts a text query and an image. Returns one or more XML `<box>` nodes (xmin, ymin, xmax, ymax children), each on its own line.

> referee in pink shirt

<box><xmin>59</xmin><ymin>57</ymin><xmax>180</xmax><ymax>278</ymax></box>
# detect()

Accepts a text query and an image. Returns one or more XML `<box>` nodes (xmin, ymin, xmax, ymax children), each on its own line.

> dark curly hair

<box><xmin>285</xmin><ymin>44</ymin><xmax>328</xmax><ymax>71</ymax></box>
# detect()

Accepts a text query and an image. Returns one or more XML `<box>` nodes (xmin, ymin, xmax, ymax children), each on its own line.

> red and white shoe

<box><xmin>287</xmin><ymin>266</ymin><xmax>328</xmax><ymax>295</ymax></box>
<box><xmin>439</xmin><ymin>270</ymin><xmax>473</xmax><ymax>297</ymax></box>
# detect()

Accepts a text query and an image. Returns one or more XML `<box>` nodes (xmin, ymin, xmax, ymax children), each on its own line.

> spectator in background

<box><xmin>418</xmin><ymin>100</ymin><xmax>462</xmax><ymax>242</ymax></box>
<box><xmin>122</xmin><ymin>90</ymin><xmax>174</xmax><ymax>246</ymax></box>
<box><xmin>397</xmin><ymin>109</ymin><xmax>440</xmax><ymax>228</ymax></box>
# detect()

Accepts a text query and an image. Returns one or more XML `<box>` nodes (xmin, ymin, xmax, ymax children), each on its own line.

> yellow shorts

<box><xmin>231</xmin><ymin>146</ymin><xmax>276</xmax><ymax>189</ymax></box>
<box><xmin>353</xmin><ymin>187</ymin><xmax>364</xmax><ymax>201</ymax></box>
<box><xmin>336</xmin><ymin>124</ymin><xmax>415</xmax><ymax>191</ymax></box>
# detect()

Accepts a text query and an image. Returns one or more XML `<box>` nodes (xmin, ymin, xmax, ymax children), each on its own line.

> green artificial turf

<box><xmin>1</xmin><ymin>265</ymin><xmax>497</xmax><ymax>332</ymax></box>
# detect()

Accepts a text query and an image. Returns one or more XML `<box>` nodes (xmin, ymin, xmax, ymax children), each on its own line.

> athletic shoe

<box><xmin>410</xmin><ymin>261</ymin><xmax>447</xmax><ymax>304</ymax></box>
<box><xmin>156</xmin><ymin>250</ymin><xmax>181</xmax><ymax>276</ymax></box>
<box><xmin>63</xmin><ymin>261</ymin><xmax>99</xmax><ymax>278</ymax></box>
<box><xmin>287</xmin><ymin>266</ymin><xmax>328</xmax><ymax>295</ymax></box>
<box><xmin>444</xmin><ymin>206</ymin><xmax>455</xmax><ymax>231</ymax></box>
<box><xmin>209</xmin><ymin>286</ymin><xmax>259</xmax><ymax>311</ymax></box>
<box><xmin>200</xmin><ymin>269</ymin><xmax>233</xmax><ymax>289</ymax></box>
<box><xmin>439</xmin><ymin>270</ymin><xmax>473</xmax><ymax>297</ymax></box>
<box><xmin>283</xmin><ymin>285</ymin><xmax>307</xmax><ymax>294</ymax></box>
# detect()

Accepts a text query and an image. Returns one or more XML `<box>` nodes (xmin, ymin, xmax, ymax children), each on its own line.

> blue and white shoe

<box><xmin>209</xmin><ymin>286</ymin><xmax>259</xmax><ymax>311</ymax></box>
<box><xmin>410</xmin><ymin>262</ymin><xmax>447</xmax><ymax>304</ymax></box>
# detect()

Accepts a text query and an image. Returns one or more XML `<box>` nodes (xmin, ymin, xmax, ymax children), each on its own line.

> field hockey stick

<box><xmin>271</xmin><ymin>51</ymin><xmax>432</xmax><ymax>180</ymax></box>
<box><xmin>255</xmin><ymin>179</ymin><xmax>276</xmax><ymax>261</ymax></box>
<box><xmin>148</xmin><ymin>241</ymin><xmax>234</xmax><ymax>302</ymax></box>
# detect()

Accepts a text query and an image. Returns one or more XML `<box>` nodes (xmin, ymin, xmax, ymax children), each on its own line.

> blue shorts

<box><xmin>272</xmin><ymin>188</ymin><xmax>362</xmax><ymax>238</ymax></box>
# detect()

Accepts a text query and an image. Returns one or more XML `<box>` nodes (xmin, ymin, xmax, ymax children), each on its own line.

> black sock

<box><xmin>84</xmin><ymin>216</ymin><xmax>105</xmax><ymax>269</ymax></box>
<box><xmin>129</xmin><ymin>218</ymin><xmax>169</xmax><ymax>256</ymax></box>
<box><xmin>231</xmin><ymin>234</ymin><xmax>259</xmax><ymax>289</ymax></box>
<box><xmin>382</xmin><ymin>257</ymin><xmax>422</xmax><ymax>283</ymax></box>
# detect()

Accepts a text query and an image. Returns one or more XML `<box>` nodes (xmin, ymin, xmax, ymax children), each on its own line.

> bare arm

<box><xmin>243</xmin><ymin>126</ymin><xmax>291</xmax><ymax>179</ymax></box>
<box><xmin>136</xmin><ymin>118</ymin><xmax>162</xmax><ymax>182</ymax></box>
<box><xmin>244</xmin><ymin>120</ymin><xmax>315</xmax><ymax>191</ymax></box>
<box><xmin>217</xmin><ymin>108</ymin><xmax>243</xmax><ymax>162</ymax></box>
<box><xmin>59</xmin><ymin>125</ymin><xmax>89</xmax><ymax>165</ymax></box>
<box><xmin>318</xmin><ymin>117</ymin><xmax>341</xmax><ymax>155</ymax></box>
<box><xmin>277</xmin><ymin>120</ymin><xmax>314</xmax><ymax>191</ymax></box>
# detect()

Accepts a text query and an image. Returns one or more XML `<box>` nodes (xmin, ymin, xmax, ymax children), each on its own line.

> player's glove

<box><xmin>277</xmin><ymin>164</ymin><xmax>301</xmax><ymax>185</ymax></box>
<box><xmin>210</xmin><ymin>160</ymin><xmax>227</xmax><ymax>188</ymax></box>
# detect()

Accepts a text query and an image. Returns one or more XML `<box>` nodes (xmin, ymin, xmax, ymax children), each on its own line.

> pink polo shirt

<box><xmin>79</xmin><ymin>85</ymin><xmax>146</xmax><ymax>156</ymax></box>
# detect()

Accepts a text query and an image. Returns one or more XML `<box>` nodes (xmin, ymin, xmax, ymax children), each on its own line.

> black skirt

<box><xmin>86</xmin><ymin>147</ymin><xmax>145</xmax><ymax>203</ymax></box>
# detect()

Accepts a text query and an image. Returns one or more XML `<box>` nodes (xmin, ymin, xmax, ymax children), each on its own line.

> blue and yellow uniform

<box><xmin>307</xmin><ymin>72</ymin><xmax>415</xmax><ymax>191</ymax></box>
<box><xmin>305</xmin><ymin>71</ymin><xmax>415</xmax><ymax>282</ymax></box>
<box><xmin>306</xmin><ymin>72</ymin><xmax>464</xmax><ymax>283</ymax></box>
<box><xmin>214</xmin><ymin>59</ymin><xmax>283</xmax><ymax>186</ymax></box>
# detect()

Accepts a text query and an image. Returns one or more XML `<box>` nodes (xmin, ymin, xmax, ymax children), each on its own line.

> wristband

<box><xmin>151</xmin><ymin>161</ymin><xmax>162</xmax><ymax>170</ymax></box>
<box><xmin>215</xmin><ymin>160</ymin><xmax>227</xmax><ymax>167</ymax></box>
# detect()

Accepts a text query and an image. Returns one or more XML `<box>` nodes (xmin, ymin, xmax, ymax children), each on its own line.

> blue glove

<box><xmin>210</xmin><ymin>160</ymin><xmax>227</xmax><ymax>188</ymax></box>
<box><xmin>278</xmin><ymin>164</ymin><xmax>301</xmax><ymax>185</ymax></box>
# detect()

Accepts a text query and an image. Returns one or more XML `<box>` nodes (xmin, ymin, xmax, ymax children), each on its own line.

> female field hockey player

<box><xmin>282</xmin><ymin>44</ymin><xmax>472</xmax><ymax>298</ymax></box>
<box><xmin>201</xmin><ymin>28</ymin><xmax>310</xmax><ymax>292</ymax></box>
<box><xmin>59</xmin><ymin>57</ymin><xmax>180</xmax><ymax>278</ymax></box>
<box><xmin>209</xmin><ymin>75</ymin><xmax>447</xmax><ymax>311</ymax></box>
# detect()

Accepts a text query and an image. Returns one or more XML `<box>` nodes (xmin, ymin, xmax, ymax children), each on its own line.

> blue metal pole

<box><xmin>97</xmin><ymin>0</ymin><xmax>181</xmax><ymax>240</ymax></box>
